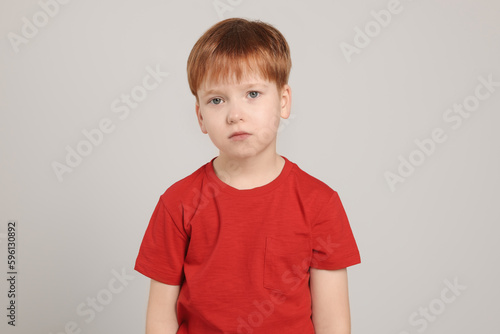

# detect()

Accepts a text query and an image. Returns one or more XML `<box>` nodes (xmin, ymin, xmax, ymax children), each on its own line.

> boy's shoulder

<box><xmin>288</xmin><ymin>158</ymin><xmax>338</xmax><ymax>197</ymax></box>
<box><xmin>160</xmin><ymin>161</ymin><xmax>209</xmax><ymax>200</ymax></box>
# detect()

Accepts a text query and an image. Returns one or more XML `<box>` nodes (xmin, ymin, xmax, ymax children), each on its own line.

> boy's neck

<box><xmin>212</xmin><ymin>152</ymin><xmax>285</xmax><ymax>190</ymax></box>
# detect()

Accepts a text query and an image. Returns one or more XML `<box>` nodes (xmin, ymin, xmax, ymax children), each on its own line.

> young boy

<box><xmin>135</xmin><ymin>18</ymin><xmax>361</xmax><ymax>334</ymax></box>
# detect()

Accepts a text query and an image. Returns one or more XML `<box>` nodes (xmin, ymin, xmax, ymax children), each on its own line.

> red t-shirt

<box><xmin>135</xmin><ymin>156</ymin><xmax>361</xmax><ymax>333</ymax></box>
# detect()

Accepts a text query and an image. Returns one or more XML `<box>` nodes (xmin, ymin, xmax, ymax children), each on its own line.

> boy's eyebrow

<box><xmin>241</xmin><ymin>82</ymin><xmax>270</xmax><ymax>90</ymax></box>
<box><xmin>200</xmin><ymin>83</ymin><xmax>270</xmax><ymax>96</ymax></box>
<box><xmin>200</xmin><ymin>88</ymin><xmax>222</xmax><ymax>96</ymax></box>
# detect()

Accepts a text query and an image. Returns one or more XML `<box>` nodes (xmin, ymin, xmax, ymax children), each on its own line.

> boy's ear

<box><xmin>280</xmin><ymin>84</ymin><xmax>292</xmax><ymax>119</ymax></box>
<box><xmin>195</xmin><ymin>102</ymin><xmax>208</xmax><ymax>134</ymax></box>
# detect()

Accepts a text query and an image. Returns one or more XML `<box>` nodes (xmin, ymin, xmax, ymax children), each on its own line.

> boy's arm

<box><xmin>146</xmin><ymin>279</ymin><xmax>181</xmax><ymax>334</ymax></box>
<box><xmin>310</xmin><ymin>268</ymin><xmax>351</xmax><ymax>334</ymax></box>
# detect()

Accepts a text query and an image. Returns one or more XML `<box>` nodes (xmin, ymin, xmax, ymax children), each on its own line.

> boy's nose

<box><xmin>226</xmin><ymin>103</ymin><xmax>244</xmax><ymax>123</ymax></box>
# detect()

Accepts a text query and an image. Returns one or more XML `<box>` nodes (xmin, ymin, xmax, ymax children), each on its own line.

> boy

<box><xmin>135</xmin><ymin>18</ymin><xmax>361</xmax><ymax>334</ymax></box>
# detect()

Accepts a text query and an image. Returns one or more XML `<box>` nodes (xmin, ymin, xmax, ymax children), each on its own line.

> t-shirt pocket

<box><xmin>263</xmin><ymin>236</ymin><xmax>312</xmax><ymax>294</ymax></box>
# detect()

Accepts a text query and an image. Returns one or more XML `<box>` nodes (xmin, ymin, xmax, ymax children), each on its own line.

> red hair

<box><xmin>187</xmin><ymin>18</ymin><xmax>292</xmax><ymax>98</ymax></box>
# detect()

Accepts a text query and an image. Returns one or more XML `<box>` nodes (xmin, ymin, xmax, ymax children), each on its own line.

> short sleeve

<box><xmin>134</xmin><ymin>197</ymin><xmax>188</xmax><ymax>285</ymax></box>
<box><xmin>310</xmin><ymin>191</ymin><xmax>361</xmax><ymax>270</ymax></box>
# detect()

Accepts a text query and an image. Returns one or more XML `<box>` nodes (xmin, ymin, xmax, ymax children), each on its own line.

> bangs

<box><xmin>202</xmin><ymin>52</ymin><xmax>276</xmax><ymax>88</ymax></box>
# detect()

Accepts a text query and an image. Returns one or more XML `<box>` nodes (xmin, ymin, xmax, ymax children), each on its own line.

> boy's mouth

<box><xmin>229</xmin><ymin>131</ymin><xmax>251</xmax><ymax>140</ymax></box>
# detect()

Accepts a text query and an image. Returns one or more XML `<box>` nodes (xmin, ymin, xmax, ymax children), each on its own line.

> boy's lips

<box><xmin>229</xmin><ymin>131</ymin><xmax>251</xmax><ymax>140</ymax></box>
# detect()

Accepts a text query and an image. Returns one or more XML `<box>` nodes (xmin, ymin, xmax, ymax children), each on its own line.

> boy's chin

<box><xmin>217</xmin><ymin>147</ymin><xmax>263</xmax><ymax>161</ymax></box>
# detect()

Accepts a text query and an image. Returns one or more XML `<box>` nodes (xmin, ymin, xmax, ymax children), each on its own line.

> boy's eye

<box><xmin>248</xmin><ymin>91</ymin><xmax>260</xmax><ymax>98</ymax></box>
<box><xmin>210</xmin><ymin>98</ymin><xmax>223</xmax><ymax>105</ymax></box>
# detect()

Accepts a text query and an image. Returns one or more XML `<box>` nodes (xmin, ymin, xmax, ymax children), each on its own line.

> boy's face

<box><xmin>195</xmin><ymin>72</ymin><xmax>291</xmax><ymax>160</ymax></box>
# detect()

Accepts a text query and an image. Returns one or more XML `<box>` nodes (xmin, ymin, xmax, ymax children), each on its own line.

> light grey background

<box><xmin>1</xmin><ymin>0</ymin><xmax>499</xmax><ymax>333</ymax></box>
